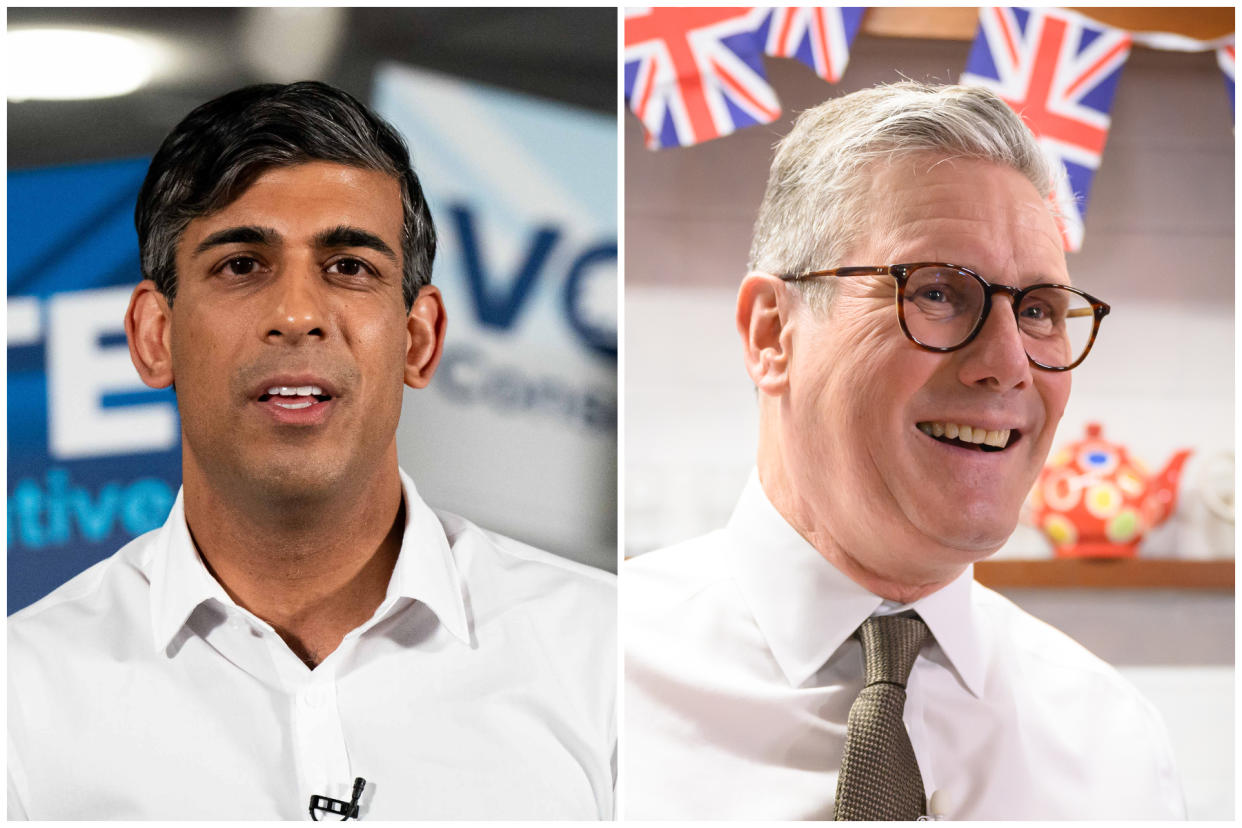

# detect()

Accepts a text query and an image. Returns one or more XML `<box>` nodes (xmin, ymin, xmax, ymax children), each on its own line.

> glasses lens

<box><xmin>902</xmin><ymin>266</ymin><xmax>984</xmax><ymax>348</ymax></box>
<box><xmin>1018</xmin><ymin>286</ymin><xmax>1097</xmax><ymax>369</ymax></box>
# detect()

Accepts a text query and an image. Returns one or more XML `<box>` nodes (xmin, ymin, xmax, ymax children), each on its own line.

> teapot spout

<box><xmin>1146</xmin><ymin>449</ymin><xmax>1192</xmax><ymax>528</ymax></box>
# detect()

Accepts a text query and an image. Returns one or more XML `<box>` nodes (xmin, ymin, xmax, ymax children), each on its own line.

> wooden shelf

<box><xmin>975</xmin><ymin>558</ymin><xmax>1234</xmax><ymax>591</ymax></box>
<box><xmin>860</xmin><ymin>7</ymin><xmax>1234</xmax><ymax>42</ymax></box>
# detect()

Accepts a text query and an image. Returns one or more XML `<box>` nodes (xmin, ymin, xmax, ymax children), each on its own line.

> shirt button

<box><xmin>303</xmin><ymin>688</ymin><xmax>328</xmax><ymax>708</ymax></box>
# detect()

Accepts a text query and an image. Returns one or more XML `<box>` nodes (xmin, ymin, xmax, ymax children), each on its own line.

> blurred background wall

<box><xmin>7</xmin><ymin>7</ymin><xmax>618</xmax><ymax>614</ymax></box>
<box><xmin>624</xmin><ymin>7</ymin><xmax>1232</xmax><ymax>819</ymax></box>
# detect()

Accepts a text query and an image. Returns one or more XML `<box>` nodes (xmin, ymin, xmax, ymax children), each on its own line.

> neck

<box><xmin>181</xmin><ymin>448</ymin><xmax>405</xmax><ymax>668</ymax></box>
<box><xmin>757</xmin><ymin>422</ymin><xmax>966</xmax><ymax>605</ymax></box>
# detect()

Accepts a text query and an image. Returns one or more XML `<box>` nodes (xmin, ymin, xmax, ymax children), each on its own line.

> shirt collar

<box><xmin>385</xmin><ymin>468</ymin><xmax>470</xmax><ymax>645</ymax></box>
<box><xmin>728</xmin><ymin>470</ymin><xmax>986</xmax><ymax>697</ymax></box>
<box><xmin>145</xmin><ymin>468</ymin><xmax>470</xmax><ymax>654</ymax></box>
<box><xmin>908</xmin><ymin>565</ymin><xmax>987</xmax><ymax>697</ymax></box>
<box><xmin>145</xmin><ymin>490</ymin><xmax>234</xmax><ymax>653</ymax></box>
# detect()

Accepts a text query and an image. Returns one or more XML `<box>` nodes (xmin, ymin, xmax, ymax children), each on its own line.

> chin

<box><xmin>244</xmin><ymin>455</ymin><xmax>347</xmax><ymax>503</ymax></box>
<box><xmin>937</xmin><ymin>526</ymin><xmax>1010</xmax><ymax>557</ymax></box>
<box><xmin>914</xmin><ymin>499</ymin><xmax>1021</xmax><ymax>556</ymax></box>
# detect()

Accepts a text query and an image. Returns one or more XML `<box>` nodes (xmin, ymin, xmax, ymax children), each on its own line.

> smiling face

<box><xmin>164</xmin><ymin>161</ymin><xmax>420</xmax><ymax>503</ymax></box>
<box><xmin>778</xmin><ymin>154</ymin><xmax>1071</xmax><ymax>585</ymax></box>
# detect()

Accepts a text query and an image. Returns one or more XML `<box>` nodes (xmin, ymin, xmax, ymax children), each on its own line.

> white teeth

<box><xmin>275</xmin><ymin>401</ymin><xmax>313</xmax><ymax>410</ymax></box>
<box><xmin>918</xmin><ymin>422</ymin><xmax>1013</xmax><ymax>448</ymax></box>
<box><xmin>265</xmin><ymin>385</ymin><xmax>325</xmax><ymax>397</ymax></box>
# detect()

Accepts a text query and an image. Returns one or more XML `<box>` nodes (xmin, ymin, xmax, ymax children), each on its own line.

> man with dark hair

<box><xmin>9</xmin><ymin>82</ymin><xmax>615</xmax><ymax>820</ymax></box>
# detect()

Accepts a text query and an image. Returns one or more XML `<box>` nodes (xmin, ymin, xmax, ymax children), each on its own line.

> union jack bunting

<box><xmin>624</xmin><ymin>7</ymin><xmax>779</xmax><ymax>149</ymax></box>
<box><xmin>759</xmin><ymin>7</ymin><xmax>865</xmax><ymax>84</ymax></box>
<box><xmin>1216</xmin><ymin>42</ymin><xmax>1235</xmax><ymax>120</ymax></box>
<box><xmin>961</xmin><ymin>7</ymin><xmax>1132</xmax><ymax>252</ymax></box>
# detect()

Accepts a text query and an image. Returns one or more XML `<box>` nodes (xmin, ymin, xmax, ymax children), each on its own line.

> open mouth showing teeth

<box><xmin>258</xmin><ymin>385</ymin><xmax>332</xmax><ymax>410</ymax></box>
<box><xmin>917</xmin><ymin>421</ymin><xmax>1019</xmax><ymax>453</ymax></box>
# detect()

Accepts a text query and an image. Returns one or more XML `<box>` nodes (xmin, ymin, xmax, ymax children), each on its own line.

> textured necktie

<box><xmin>834</xmin><ymin>613</ymin><xmax>931</xmax><ymax>821</ymax></box>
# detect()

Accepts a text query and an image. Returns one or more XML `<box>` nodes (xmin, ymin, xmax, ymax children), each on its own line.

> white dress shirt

<box><xmin>9</xmin><ymin>468</ymin><xmax>615</xmax><ymax>820</ymax></box>
<box><xmin>623</xmin><ymin>472</ymin><xmax>1184</xmax><ymax>820</ymax></box>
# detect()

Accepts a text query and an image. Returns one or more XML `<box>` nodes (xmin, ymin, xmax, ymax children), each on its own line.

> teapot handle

<box><xmin>1199</xmin><ymin>451</ymin><xmax>1235</xmax><ymax>523</ymax></box>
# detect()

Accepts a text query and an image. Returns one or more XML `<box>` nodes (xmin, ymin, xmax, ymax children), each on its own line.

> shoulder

<box><xmin>971</xmin><ymin>583</ymin><xmax>1184</xmax><ymax>812</ymax></box>
<box><xmin>9</xmin><ymin>535</ymin><xmax>153</xmax><ymax>656</ymax></box>
<box><xmin>972</xmin><ymin>582</ymin><xmax>1128</xmax><ymax>680</ymax></box>
<box><xmin>435</xmin><ymin>508</ymin><xmax>615</xmax><ymax>622</ymax></box>
<box><xmin>624</xmin><ymin>530</ymin><xmax>734</xmax><ymax>619</ymax></box>
<box><xmin>9</xmin><ymin>533</ymin><xmax>157</xmax><ymax>703</ymax></box>
<box><xmin>623</xmin><ymin>531</ymin><xmax>752</xmax><ymax>670</ymax></box>
<box><xmin>437</xmin><ymin>508</ymin><xmax>614</xmax><ymax>591</ymax></box>
<box><xmin>971</xmin><ymin>582</ymin><xmax>1178</xmax><ymax>758</ymax></box>
<box><xmin>434</xmin><ymin>509</ymin><xmax>616</xmax><ymax>729</ymax></box>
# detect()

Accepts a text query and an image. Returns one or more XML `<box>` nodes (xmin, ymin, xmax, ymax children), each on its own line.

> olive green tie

<box><xmin>834</xmin><ymin>613</ymin><xmax>931</xmax><ymax>821</ymax></box>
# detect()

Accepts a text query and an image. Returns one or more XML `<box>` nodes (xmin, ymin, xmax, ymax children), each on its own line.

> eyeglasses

<box><xmin>781</xmin><ymin>262</ymin><xmax>1110</xmax><ymax>371</ymax></box>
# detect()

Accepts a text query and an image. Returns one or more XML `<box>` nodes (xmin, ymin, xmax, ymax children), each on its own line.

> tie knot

<box><xmin>856</xmin><ymin>614</ymin><xmax>930</xmax><ymax>688</ymax></box>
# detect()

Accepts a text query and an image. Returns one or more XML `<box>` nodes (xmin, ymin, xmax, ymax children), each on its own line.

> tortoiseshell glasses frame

<box><xmin>781</xmin><ymin>262</ymin><xmax>1111</xmax><ymax>371</ymax></box>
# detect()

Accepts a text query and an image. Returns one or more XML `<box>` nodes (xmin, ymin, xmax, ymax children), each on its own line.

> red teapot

<box><xmin>1028</xmin><ymin>422</ymin><xmax>1191</xmax><ymax>558</ymax></box>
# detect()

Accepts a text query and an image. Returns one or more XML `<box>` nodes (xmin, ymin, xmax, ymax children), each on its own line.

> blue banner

<box><xmin>9</xmin><ymin>68</ymin><xmax>618</xmax><ymax>613</ymax></box>
<box><xmin>9</xmin><ymin>158</ymin><xmax>181</xmax><ymax>612</ymax></box>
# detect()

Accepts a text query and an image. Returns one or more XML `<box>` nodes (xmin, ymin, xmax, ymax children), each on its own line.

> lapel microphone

<box><xmin>309</xmin><ymin>777</ymin><xmax>367</xmax><ymax>821</ymax></box>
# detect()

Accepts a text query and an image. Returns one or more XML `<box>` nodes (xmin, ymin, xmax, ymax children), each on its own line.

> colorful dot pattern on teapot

<box><xmin>1027</xmin><ymin>422</ymin><xmax>1191</xmax><ymax>558</ymax></box>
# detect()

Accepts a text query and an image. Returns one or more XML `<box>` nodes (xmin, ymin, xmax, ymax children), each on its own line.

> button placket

<box><xmin>292</xmin><ymin>669</ymin><xmax>352</xmax><ymax>817</ymax></box>
<box><xmin>201</xmin><ymin>609</ymin><xmax>282</xmax><ymax>688</ymax></box>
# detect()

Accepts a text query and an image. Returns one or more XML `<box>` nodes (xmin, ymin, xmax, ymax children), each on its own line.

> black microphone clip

<box><xmin>309</xmin><ymin>776</ymin><xmax>366</xmax><ymax>821</ymax></box>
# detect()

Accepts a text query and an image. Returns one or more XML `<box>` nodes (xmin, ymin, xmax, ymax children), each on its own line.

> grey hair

<box><xmin>748</xmin><ymin>82</ymin><xmax>1054</xmax><ymax>308</ymax></box>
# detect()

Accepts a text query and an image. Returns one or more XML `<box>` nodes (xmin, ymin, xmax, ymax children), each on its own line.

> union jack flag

<box><xmin>961</xmin><ymin>8</ymin><xmax>1132</xmax><ymax>252</ymax></box>
<box><xmin>1217</xmin><ymin>42</ymin><xmax>1235</xmax><ymax>120</ymax></box>
<box><xmin>759</xmin><ymin>7</ymin><xmax>865</xmax><ymax>84</ymax></box>
<box><xmin>624</xmin><ymin>7</ymin><xmax>779</xmax><ymax>149</ymax></box>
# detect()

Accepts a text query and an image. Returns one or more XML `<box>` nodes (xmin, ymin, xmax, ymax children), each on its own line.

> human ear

<box><xmin>736</xmin><ymin>272</ymin><xmax>792</xmax><ymax>396</ymax></box>
<box><xmin>125</xmin><ymin>280</ymin><xmax>175</xmax><ymax>389</ymax></box>
<box><xmin>404</xmin><ymin>285</ymin><xmax>447</xmax><ymax>389</ymax></box>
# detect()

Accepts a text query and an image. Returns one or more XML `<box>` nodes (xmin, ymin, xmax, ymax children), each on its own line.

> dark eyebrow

<box><xmin>314</xmin><ymin>225</ymin><xmax>399</xmax><ymax>265</ymax></box>
<box><xmin>193</xmin><ymin>225</ymin><xmax>280</xmax><ymax>256</ymax></box>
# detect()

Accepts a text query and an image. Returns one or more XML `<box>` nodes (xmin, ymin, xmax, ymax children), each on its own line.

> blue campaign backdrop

<box><xmin>8</xmin><ymin>158</ymin><xmax>182</xmax><ymax>613</ymax></box>
<box><xmin>8</xmin><ymin>70</ymin><xmax>618</xmax><ymax>614</ymax></box>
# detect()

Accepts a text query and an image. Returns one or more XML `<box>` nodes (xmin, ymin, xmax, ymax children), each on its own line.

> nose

<box><xmin>263</xmin><ymin>266</ymin><xmax>329</xmax><ymax>344</ymax></box>
<box><xmin>956</xmin><ymin>294</ymin><xmax>1032</xmax><ymax>390</ymax></box>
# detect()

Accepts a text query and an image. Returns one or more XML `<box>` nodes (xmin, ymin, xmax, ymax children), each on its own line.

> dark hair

<box><xmin>135</xmin><ymin>81</ymin><xmax>435</xmax><ymax>310</ymax></box>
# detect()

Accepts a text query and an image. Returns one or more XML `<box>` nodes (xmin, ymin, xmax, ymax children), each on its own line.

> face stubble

<box><xmin>168</xmin><ymin>163</ymin><xmax>412</xmax><ymax>519</ymax></box>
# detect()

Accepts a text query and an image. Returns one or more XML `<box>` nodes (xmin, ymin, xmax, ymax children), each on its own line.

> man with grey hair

<box><xmin>623</xmin><ymin>82</ymin><xmax>1183</xmax><ymax>820</ymax></box>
